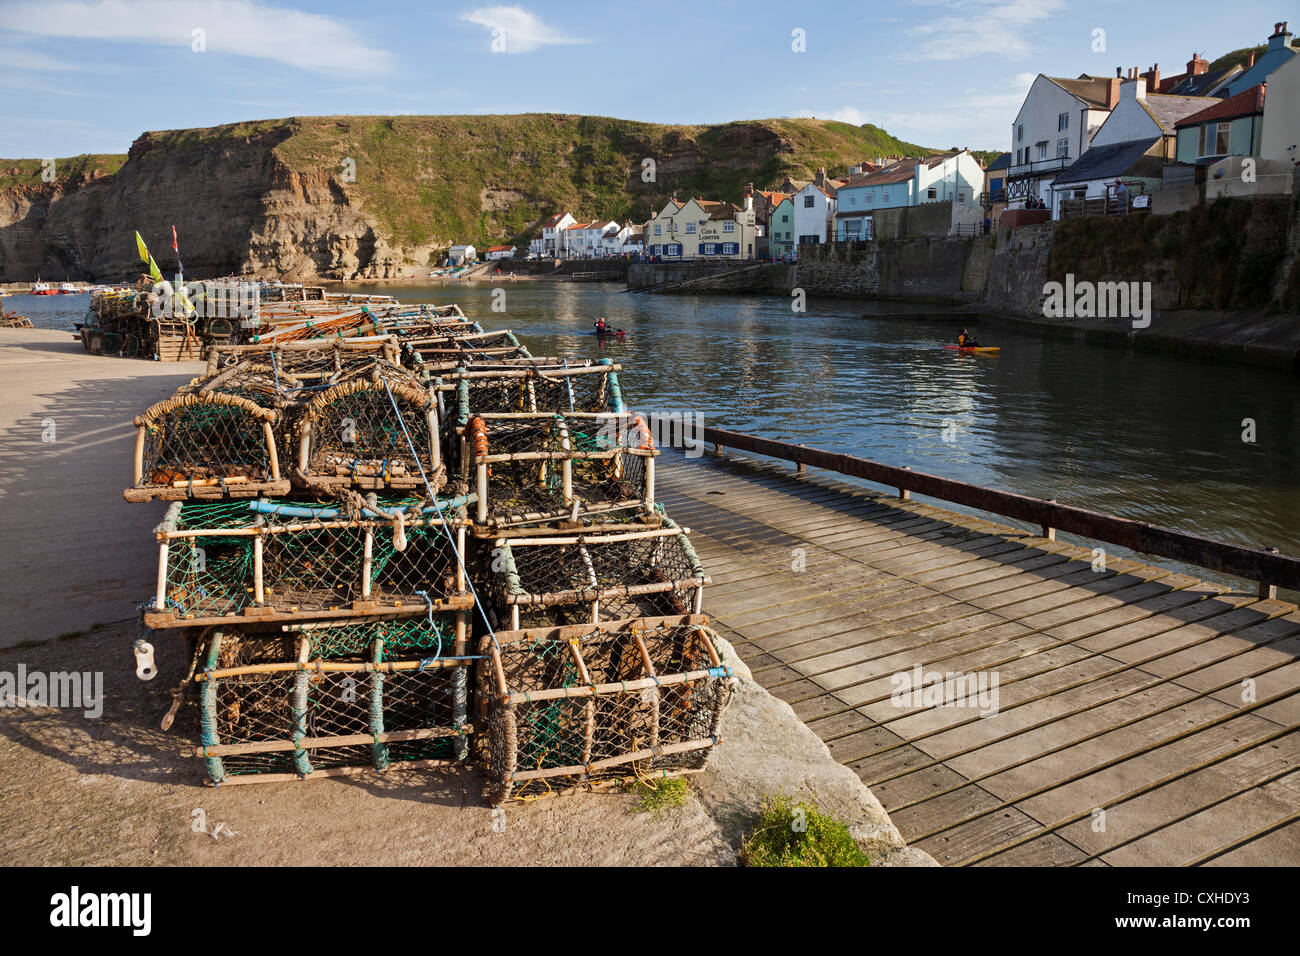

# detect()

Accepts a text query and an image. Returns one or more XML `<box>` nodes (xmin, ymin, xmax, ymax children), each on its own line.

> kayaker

<box><xmin>957</xmin><ymin>328</ymin><xmax>980</xmax><ymax>347</ymax></box>
<box><xmin>595</xmin><ymin>316</ymin><xmax>609</xmax><ymax>334</ymax></box>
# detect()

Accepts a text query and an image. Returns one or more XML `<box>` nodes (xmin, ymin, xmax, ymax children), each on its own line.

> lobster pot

<box><xmin>297</xmin><ymin>365</ymin><xmax>444</xmax><ymax>493</ymax></box>
<box><xmin>145</xmin><ymin>497</ymin><xmax>472</xmax><ymax>630</ymax></box>
<box><xmin>127</xmin><ymin>371</ymin><xmax>289</xmax><ymax>502</ymax></box>
<box><xmin>194</xmin><ymin>615</ymin><xmax>471</xmax><ymax>784</ymax></box>
<box><xmin>205</xmin><ymin>337</ymin><xmax>401</xmax><ymax>380</ymax></box>
<box><xmin>444</xmin><ymin>360</ymin><xmax>625</xmax><ymax>418</ymax></box>
<box><xmin>477</xmin><ymin>615</ymin><xmax>733</xmax><ymax>802</ymax></box>
<box><xmin>405</xmin><ymin>330</ymin><xmax>531</xmax><ymax>367</ymax></box>
<box><xmin>482</xmin><ymin>519</ymin><xmax>707</xmax><ymax>630</ymax></box>
<box><xmin>464</xmin><ymin>412</ymin><xmax>655</xmax><ymax>527</ymax></box>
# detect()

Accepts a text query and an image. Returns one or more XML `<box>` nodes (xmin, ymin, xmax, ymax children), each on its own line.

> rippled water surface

<box><xmin>23</xmin><ymin>284</ymin><xmax>1300</xmax><ymax>576</ymax></box>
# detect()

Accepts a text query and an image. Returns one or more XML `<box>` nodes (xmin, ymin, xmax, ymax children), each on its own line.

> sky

<box><xmin>0</xmin><ymin>0</ymin><xmax>1289</xmax><ymax>158</ymax></box>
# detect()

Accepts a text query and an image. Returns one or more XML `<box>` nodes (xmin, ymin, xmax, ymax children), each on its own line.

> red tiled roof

<box><xmin>1175</xmin><ymin>83</ymin><xmax>1266</xmax><ymax>127</ymax></box>
<box><xmin>487</xmin><ymin>245</ymin><xmax>513</xmax><ymax>252</ymax></box>
<box><xmin>542</xmin><ymin>213</ymin><xmax>569</xmax><ymax>227</ymax></box>
<box><xmin>839</xmin><ymin>160</ymin><xmax>924</xmax><ymax>188</ymax></box>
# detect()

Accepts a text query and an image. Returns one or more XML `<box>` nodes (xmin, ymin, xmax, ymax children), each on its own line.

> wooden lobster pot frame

<box><xmin>127</xmin><ymin>368</ymin><xmax>290</xmax><ymax>503</ymax></box>
<box><xmin>205</xmin><ymin>337</ymin><xmax>401</xmax><ymax>379</ymax></box>
<box><xmin>463</xmin><ymin>412</ymin><xmax>656</xmax><ymax>528</ymax></box>
<box><xmin>482</xmin><ymin>519</ymin><xmax>708</xmax><ymax>630</ymax></box>
<box><xmin>476</xmin><ymin>614</ymin><xmax>733</xmax><ymax>803</ymax></box>
<box><xmin>193</xmin><ymin>613</ymin><xmax>472</xmax><ymax>785</ymax></box>
<box><xmin>404</xmin><ymin>330</ymin><xmax>532</xmax><ymax>367</ymax></box>
<box><xmin>145</xmin><ymin>497</ymin><xmax>473</xmax><ymax>630</ymax></box>
<box><xmin>443</xmin><ymin>360</ymin><xmax>626</xmax><ymax>418</ymax></box>
<box><xmin>295</xmin><ymin>365</ymin><xmax>444</xmax><ymax>493</ymax></box>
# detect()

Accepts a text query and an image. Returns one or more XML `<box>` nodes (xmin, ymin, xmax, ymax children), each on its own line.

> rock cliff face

<box><xmin>0</xmin><ymin>115</ymin><xmax>927</xmax><ymax>282</ymax></box>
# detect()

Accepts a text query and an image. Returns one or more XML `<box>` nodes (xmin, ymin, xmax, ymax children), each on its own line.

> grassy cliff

<box><xmin>266</xmin><ymin>113</ymin><xmax>930</xmax><ymax>250</ymax></box>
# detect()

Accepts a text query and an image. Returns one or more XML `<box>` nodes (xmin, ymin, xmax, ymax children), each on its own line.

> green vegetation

<box><xmin>267</xmin><ymin>114</ymin><xmax>930</xmax><ymax>250</ymax></box>
<box><xmin>1049</xmin><ymin>196</ymin><xmax>1294</xmax><ymax>311</ymax></box>
<box><xmin>0</xmin><ymin>154</ymin><xmax>127</xmax><ymax>189</ymax></box>
<box><xmin>626</xmin><ymin>776</ymin><xmax>690</xmax><ymax>815</ymax></box>
<box><xmin>1206</xmin><ymin>39</ymin><xmax>1299</xmax><ymax>74</ymax></box>
<box><xmin>739</xmin><ymin>796</ymin><xmax>871</xmax><ymax>867</ymax></box>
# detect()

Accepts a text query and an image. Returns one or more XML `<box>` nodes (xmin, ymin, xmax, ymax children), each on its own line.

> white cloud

<box><xmin>460</xmin><ymin>5</ymin><xmax>589</xmax><ymax>54</ymax></box>
<box><xmin>0</xmin><ymin>1</ymin><xmax>392</xmax><ymax>74</ymax></box>
<box><xmin>901</xmin><ymin>0</ymin><xmax>1066</xmax><ymax>61</ymax></box>
<box><xmin>0</xmin><ymin>48</ymin><xmax>84</xmax><ymax>71</ymax></box>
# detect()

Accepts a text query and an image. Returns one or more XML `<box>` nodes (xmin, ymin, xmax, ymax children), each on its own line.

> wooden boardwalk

<box><xmin>656</xmin><ymin>449</ymin><xmax>1300</xmax><ymax>866</ymax></box>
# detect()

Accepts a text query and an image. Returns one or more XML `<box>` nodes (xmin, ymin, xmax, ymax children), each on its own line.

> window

<box><xmin>700</xmin><ymin>242</ymin><xmax>718</xmax><ymax>255</ymax></box>
<box><xmin>654</xmin><ymin>224</ymin><xmax>661</xmax><ymax>235</ymax></box>
<box><xmin>685</xmin><ymin>222</ymin><xmax>695</xmax><ymax>233</ymax></box>
<box><xmin>927</xmin><ymin>187</ymin><xmax>937</xmax><ymax>199</ymax></box>
<box><xmin>1058</xmin><ymin>112</ymin><xmax>1069</xmax><ymax>131</ymax></box>
<box><xmin>882</xmin><ymin>190</ymin><xmax>890</xmax><ymax>202</ymax></box>
<box><xmin>804</xmin><ymin>194</ymin><xmax>815</xmax><ymax>207</ymax></box>
<box><xmin>1057</xmin><ymin>137</ymin><xmax>1069</xmax><ymax>158</ymax></box>
<box><xmin>723</xmin><ymin>243</ymin><xmax>739</xmax><ymax>255</ymax></box>
<box><xmin>781</xmin><ymin>214</ymin><xmax>789</xmax><ymax>223</ymax></box>
<box><xmin>723</xmin><ymin>221</ymin><xmax>735</xmax><ymax>232</ymax></box>
<box><xmin>865</xmin><ymin>189</ymin><xmax>874</xmax><ymax>202</ymax></box>
<box><xmin>1199</xmin><ymin>121</ymin><xmax>1232</xmax><ymax>156</ymax></box>
<box><xmin>844</xmin><ymin>219</ymin><xmax>861</xmax><ymax>236</ymax></box>
<box><xmin>1017</xmin><ymin>124</ymin><xmax>1024</xmax><ymax>143</ymax></box>
<box><xmin>846</xmin><ymin>194</ymin><xmax>855</xmax><ymax>206</ymax></box>
<box><xmin>666</xmin><ymin>243</ymin><xmax>682</xmax><ymax>256</ymax></box>
<box><xmin>1036</xmin><ymin>141</ymin><xmax>1047</xmax><ymax>160</ymax></box>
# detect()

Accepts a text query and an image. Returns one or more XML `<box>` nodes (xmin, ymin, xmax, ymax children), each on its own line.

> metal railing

<box><xmin>1007</xmin><ymin>156</ymin><xmax>1070</xmax><ymax>180</ymax></box>
<box><xmin>693</xmin><ymin>426</ymin><xmax>1300</xmax><ymax>596</ymax></box>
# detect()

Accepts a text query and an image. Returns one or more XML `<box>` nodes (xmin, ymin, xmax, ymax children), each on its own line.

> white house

<box><xmin>1008</xmin><ymin>74</ymin><xmax>1120</xmax><ymax>207</ymax></box>
<box><xmin>538</xmin><ymin>212</ymin><xmax>576</xmax><ymax>257</ymax></box>
<box><xmin>447</xmin><ymin>244</ymin><xmax>476</xmax><ymax>266</ymax></box>
<box><xmin>791</xmin><ymin>182</ymin><xmax>836</xmax><ymax>246</ymax></box>
<box><xmin>1262</xmin><ymin>53</ymin><xmax>1300</xmax><ymax>164</ymax></box>
<box><xmin>485</xmin><ymin>245</ymin><xmax>515</xmax><ymax>261</ymax></box>
<box><xmin>562</xmin><ymin>220</ymin><xmax>619</xmax><ymax>258</ymax></box>
<box><xmin>833</xmin><ymin>152</ymin><xmax>984</xmax><ymax>240</ymax></box>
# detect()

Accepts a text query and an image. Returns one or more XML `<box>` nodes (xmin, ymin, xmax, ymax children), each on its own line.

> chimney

<box><xmin>1187</xmin><ymin>53</ymin><xmax>1209</xmax><ymax>75</ymax></box>
<box><xmin>815</xmin><ymin>166</ymin><xmax>827</xmax><ymax>187</ymax></box>
<box><xmin>1122</xmin><ymin>76</ymin><xmax>1147</xmax><ymax>100</ymax></box>
<box><xmin>1106</xmin><ymin>76</ymin><xmax>1121</xmax><ymax>107</ymax></box>
<box><xmin>1141</xmin><ymin>63</ymin><xmax>1160</xmax><ymax>91</ymax></box>
<box><xmin>1248</xmin><ymin>51</ymin><xmax>1256</xmax><ymax>68</ymax></box>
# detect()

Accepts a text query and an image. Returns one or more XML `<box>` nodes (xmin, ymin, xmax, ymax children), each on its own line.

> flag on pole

<box><xmin>134</xmin><ymin>231</ymin><xmax>163</xmax><ymax>283</ymax></box>
<box><xmin>171</xmin><ymin>225</ymin><xmax>184</xmax><ymax>275</ymax></box>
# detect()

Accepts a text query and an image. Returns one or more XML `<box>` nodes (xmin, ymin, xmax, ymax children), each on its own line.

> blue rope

<box><xmin>382</xmin><ymin>379</ymin><xmax>502</xmax><ymax>654</ymax></box>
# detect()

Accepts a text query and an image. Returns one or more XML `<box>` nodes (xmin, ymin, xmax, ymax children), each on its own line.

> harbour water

<box><xmin>23</xmin><ymin>284</ymin><xmax>1300</xmax><ymax>582</ymax></box>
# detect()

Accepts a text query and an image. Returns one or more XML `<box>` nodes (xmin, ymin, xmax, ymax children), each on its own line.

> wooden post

<box><xmin>155</xmin><ymin>542</ymin><xmax>169</xmax><ymax>610</ymax></box>
<box><xmin>361</xmin><ymin>529</ymin><xmax>373</xmax><ymax>598</ymax></box>
<box><xmin>898</xmin><ymin>466</ymin><xmax>911</xmax><ymax>501</ymax></box>
<box><xmin>1042</xmin><ymin>499</ymin><xmax>1057</xmax><ymax>541</ymax></box>
<box><xmin>644</xmin><ymin>454</ymin><xmax>655</xmax><ymax>508</ymax></box>
<box><xmin>796</xmin><ymin>444</ymin><xmax>806</xmax><ymax>474</ymax></box>
<box><xmin>253</xmin><ymin>533</ymin><xmax>265</xmax><ymax>606</ymax></box>
<box><xmin>428</xmin><ymin>405</ymin><xmax>440</xmax><ymax>473</ymax></box>
<box><xmin>133</xmin><ymin>426</ymin><xmax>146</xmax><ymax>487</ymax></box>
<box><xmin>476</xmin><ymin>462</ymin><xmax>489</xmax><ymax>523</ymax></box>
<box><xmin>264</xmin><ymin>421</ymin><xmax>281</xmax><ymax>481</ymax></box>
<box><xmin>1259</xmin><ymin>547</ymin><xmax>1279</xmax><ymax>600</ymax></box>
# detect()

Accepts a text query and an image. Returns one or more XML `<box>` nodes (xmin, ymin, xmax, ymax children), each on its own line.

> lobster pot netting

<box><xmin>128</xmin><ymin>364</ymin><xmax>292</xmax><ymax>501</ymax></box>
<box><xmin>406</xmin><ymin>331</ymin><xmax>531</xmax><ymax>368</ymax></box>
<box><xmin>147</xmin><ymin>497</ymin><xmax>471</xmax><ymax>628</ymax></box>
<box><xmin>481</xmin><ymin>520</ymin><xmax>707</xmax><ymax>630</ymax></box>
<box><xmin>195</xmin><ymin>615</ymin><xmax>471</xmax><ymax>783</ymax></box>
<box><xmin>444</xmin><ymin>362</ymin><xmax>625</xmax><ymax>418</ymax></box>
<box><xmin>477</xmin><ymin>616</ymin><xmax>733</xmax><ymax>802</ymax></box>
<box><xmin>206</xmin><ymin>339</ymin><xmax>401</xmax><ymax>381</ymax></box>
<box><xmin>464</xmin><ymin>413</ymin><xmax>654</xmax><ymax>526</ymax></box>
<box><xmin>298</xmin><ymin>365</ymin><xmax>444</xmax><ymax>493</ymax></box>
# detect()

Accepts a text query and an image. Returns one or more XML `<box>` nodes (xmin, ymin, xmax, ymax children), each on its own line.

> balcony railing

<box><xmin>1006</xmin><ymin>156</ymin><xmax>1070</xmax><ymax>180</ymax></box>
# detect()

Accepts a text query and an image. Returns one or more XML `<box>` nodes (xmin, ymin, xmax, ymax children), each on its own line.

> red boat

<box><xmin>30</xmin><ymin>280</ymin><xmax>57</xmax><ymax>296</ymax></box>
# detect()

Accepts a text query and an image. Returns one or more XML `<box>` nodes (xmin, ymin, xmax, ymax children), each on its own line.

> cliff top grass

<box><xmin>0</xmin><ymin>154</ymin><xmax>127</xmax><ymax>189</ymax></box>
<box><xmin>263</xmin><ymin>113</ymin><xmax>931</xmax><ymax>250</ymax></box>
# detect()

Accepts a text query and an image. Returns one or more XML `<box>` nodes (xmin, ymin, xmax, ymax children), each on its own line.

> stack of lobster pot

<box><xmin>440</xmin><ymin>355</ymin><xmax>735</xmax><ymax>802</ymax></box>
<box><xmin>128</xmin><ymin>335</ymin><xmax>477</xmax><ymax>785</ymax></box>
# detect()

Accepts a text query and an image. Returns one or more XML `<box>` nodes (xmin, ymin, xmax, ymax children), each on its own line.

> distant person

<box><xmin>983</xmin><ymin>215</ymin><xmax>991</xmax><ymax>235</ymax></box>
<box><xmin>595</xmin><ymin>316</ymin><xmax>609</xmax><ymax>334</ymax></box>
<box><xmin>957</xmin><ymin>328</ymin><xmax>980</xmax><ymax>347</ymax></box>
